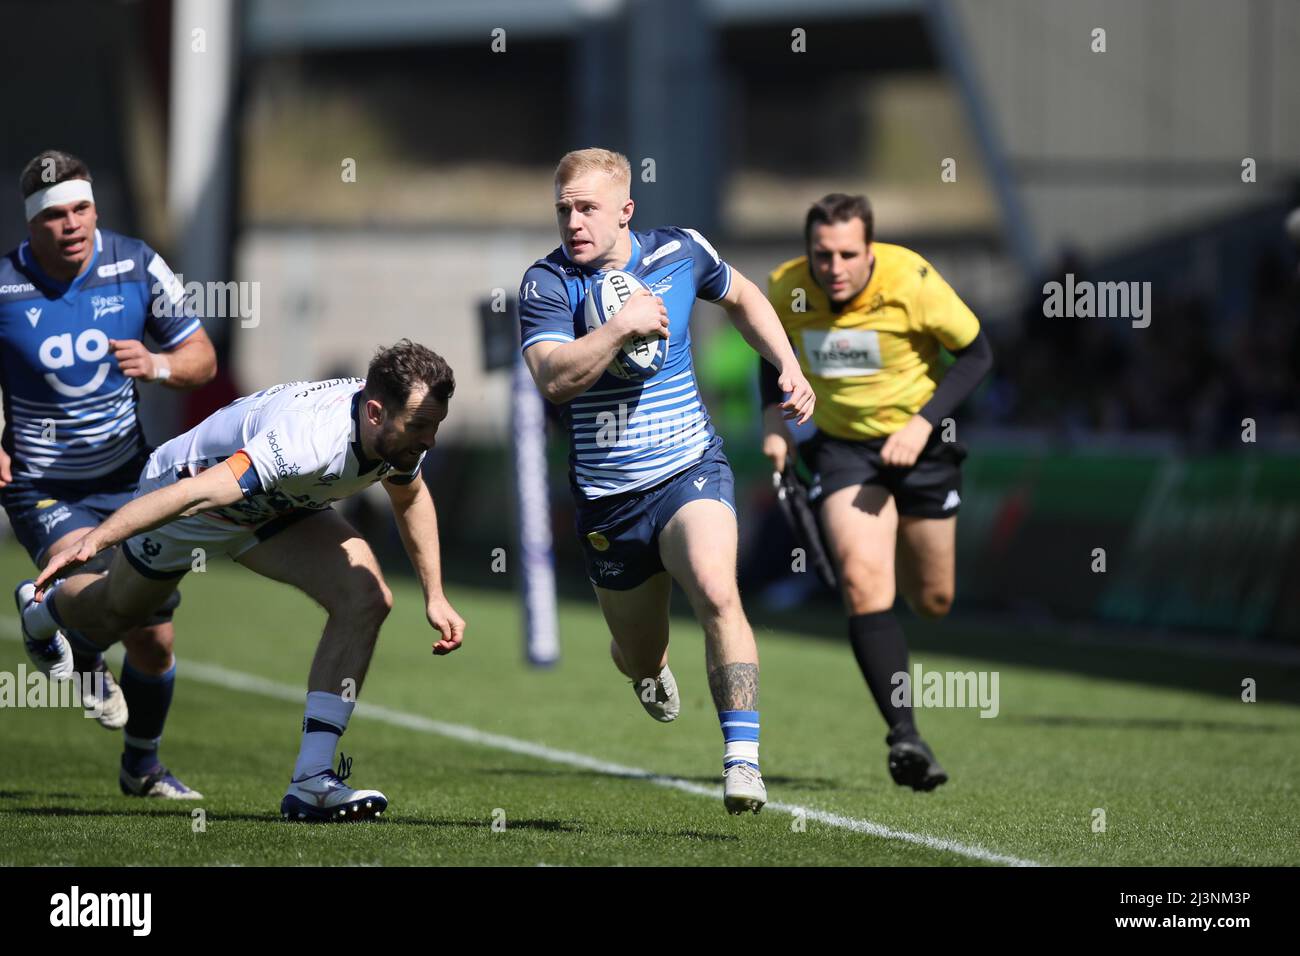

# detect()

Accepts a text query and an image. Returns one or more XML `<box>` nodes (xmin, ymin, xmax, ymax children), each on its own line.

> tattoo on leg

<box><xmin>708</xmin><ymin>662</ymin><xmax>759</xmax><ymax>711</ymax></box>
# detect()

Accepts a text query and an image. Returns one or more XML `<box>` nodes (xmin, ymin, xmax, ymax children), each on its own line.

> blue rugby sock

<box><xmin>719</xmin><ymin>709</ymin><xmax>760</xmax><ymax>770</ymax></box>
<box><xmin>121</xmin><ymin>660</ymin><xmax>175</xmax><ymax>775</ymax></box>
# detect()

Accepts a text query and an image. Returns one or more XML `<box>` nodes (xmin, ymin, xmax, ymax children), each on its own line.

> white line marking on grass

<box><xmin>0</xmin><ymin>626</ymin><xmax>1039</xmax><ymax>866</ymax></box>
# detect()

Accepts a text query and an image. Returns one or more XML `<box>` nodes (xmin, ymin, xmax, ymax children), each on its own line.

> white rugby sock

<box><xmin>22</xmin><ymin>586</ymin><xmax>61</xmax><ymax>641</ymax></box>
<box><xmin>293</xmin><ymin>691</ymin><xmax>355</xmax><ymax>780</ymax></box>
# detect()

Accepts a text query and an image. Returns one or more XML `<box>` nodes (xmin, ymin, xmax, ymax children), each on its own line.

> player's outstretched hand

<box><xmin>613</xmin><ymin>289</ymin><xmax>669</xmax><ymax>342</ymax></box>
<box><xmin>35</xmin><ymin>532</ymin><xmax>99</xmax><ymax>595</ymax></box>
<box><xmin>427</xmin><ymin>595</ymin><xmax>466</xmax><ymax>656</ymax></box>
<box><xmin>778</xmin><ymin>365</ymin><xmax>816</xmax><ymax>425</ymax></box>
<box><xmin>879</xmin><ymin>415</ymin><xmax>933</xmax><ymax>468</ymax></box>
<box><xmin>109</xmin><ymin>339</ymin><xmax>162</xmax><ymax>380</ymax></box>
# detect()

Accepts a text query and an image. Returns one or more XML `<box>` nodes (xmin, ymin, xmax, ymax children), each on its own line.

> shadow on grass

<box><xmin>1004</xmin><ymin>714</ymin><xmax>1298</xmax><ymax>733</ymax></box>
<box><xmin>1</xmin><ymin>805</ymin><xmax>593</xmax><ymax>832</ymax></box>
<box><xmin>0</xmin><ymin>790</ymin><xmax>80</xmax><ymax>800</ymax></box>
<box><xmin>433</xmin><ymin>550</ymin><xmax>1300</xmax><ymax>706</ymax></box>
<box><xmin>755</xmin><ymin>603</ymin><xmax>1300</xmax><ymax>707</ymax></box>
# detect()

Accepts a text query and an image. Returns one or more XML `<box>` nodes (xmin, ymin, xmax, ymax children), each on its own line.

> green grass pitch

<box><xmin>1</xmin><ymin>541</ymin><xmax>1296</xmax><ymax>866</ymax></box>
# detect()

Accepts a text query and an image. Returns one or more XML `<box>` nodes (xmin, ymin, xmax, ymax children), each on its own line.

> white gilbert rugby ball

<box><xmin>583</xmin><ymin>269</ymin><xmax>666</xmax><ymax>380</ymax></box>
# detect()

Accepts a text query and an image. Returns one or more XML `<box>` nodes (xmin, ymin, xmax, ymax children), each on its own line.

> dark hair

<box><xmin>364</xmin><ymin>339</ymin><xmax>456</xmax><ymax>411</ymax></box>
<box><xmin>20</xmin><ymin>150</ymin><xmax>92</xmax><ymax>198</ymax></box>
<box><xmin>804</xmin><ymin>193</ymin><xmax>873</xmax><ymax>247</ymax></box>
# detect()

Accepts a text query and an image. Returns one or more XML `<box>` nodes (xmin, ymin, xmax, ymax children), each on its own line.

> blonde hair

<box><xmin>554</xmin><ymin>148</ymin><xmax>631</xmax><ymax>192</ymax></box>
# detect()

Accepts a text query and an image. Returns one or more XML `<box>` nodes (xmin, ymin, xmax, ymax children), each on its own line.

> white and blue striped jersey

<box><xmin>0</xmin><ymin>228</ymin><xmax>200</xmax><ymax>485</ymax></box>
<box><xmin>518</xmin><ymin>227</ymin><xmax>733</xmax><ymax>500</ymax></box>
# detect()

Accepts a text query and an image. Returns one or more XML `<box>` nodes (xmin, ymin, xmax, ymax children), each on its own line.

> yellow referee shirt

<box><xmin>768</xmin><ymin>243</ymin><xmax>980</xmax><ymax>440</ymax></box>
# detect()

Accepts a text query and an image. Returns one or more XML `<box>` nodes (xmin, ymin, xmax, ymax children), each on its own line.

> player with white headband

<box><xmin>1</xmin><ymin>149</ymin><xmax>217</xmax><ymax>799</ymax></box>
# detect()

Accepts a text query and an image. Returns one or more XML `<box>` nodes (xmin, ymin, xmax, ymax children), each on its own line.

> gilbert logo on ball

<box><xmin>583</xmin><ymin>269</ymin><xmax>667</xmax><ymax>380</ymax></box>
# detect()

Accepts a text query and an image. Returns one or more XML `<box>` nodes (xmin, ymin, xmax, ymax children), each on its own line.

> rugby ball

<box><xmin>583</xmin><ymin>269</ymin><xmax>667</xmax><ymax>380</ymax></box>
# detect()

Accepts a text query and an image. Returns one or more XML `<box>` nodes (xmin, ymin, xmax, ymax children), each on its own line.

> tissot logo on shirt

<box><xmin>801</xmin><ymin>328</ymin><xmax>883</xmax><ymax>378</ymax></box>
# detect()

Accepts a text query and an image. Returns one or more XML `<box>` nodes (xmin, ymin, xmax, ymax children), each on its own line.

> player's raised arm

<box><xmin>718</xmin><ymin>268</ymin><xmax>815</xmax><ymax>425</ymax></box>
<box><xmin>35</xmin><ymin>462</ymin><xmax>245</xmax><ymax>590</ymax></box>
<box><xmin>383</xmin><ymin>471</ymin><xmax>466</xmax><ymax>656</ymax></box>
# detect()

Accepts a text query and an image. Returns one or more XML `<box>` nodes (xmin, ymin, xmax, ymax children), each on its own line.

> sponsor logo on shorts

<box><xmin>587</xmin><ymin>531</ymin><xmax>610</xmax><ymax>552</ymax></box>
<box><xmin>943</xmin><ymin>490</ymin><xmax>961</xmax><ymax>511</ymax></box>
<box><xmin>36</xmin><ymin>505</ymin><xmax>72</xmax><ymax>534</ymax></box>
<box><xmin>692</xmin><ymin>476</ymin><xmax>708</xmax><ymax>491</ymax></box>
<box><xmin>594</xmin><ymin>558</ymin><xmax>624</xmax><ymax>578</ymax></box>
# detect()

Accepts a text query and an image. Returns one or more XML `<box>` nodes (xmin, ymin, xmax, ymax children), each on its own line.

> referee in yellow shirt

<box><xmin>759</xmin><ymin>194</ymin><xmax>993</xmax><ymax>791</ymax></box>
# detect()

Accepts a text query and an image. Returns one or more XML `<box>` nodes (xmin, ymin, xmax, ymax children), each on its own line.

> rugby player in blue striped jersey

<box><xmin>1</xmin><ymin>150</ymin><xmax>216</xmax><ymax>798</ymax></box>
<box><xmin>518</xmin><ymin>148</ymin><xmax>814</xmax><ymax>814</ymax></box>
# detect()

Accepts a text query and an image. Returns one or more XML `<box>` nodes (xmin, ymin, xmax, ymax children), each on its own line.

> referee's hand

<box><xmin>762</xmin><ymin>405</ymin><xmax>794</xmax><ymax>473</ymax></box>
<box><xmin>880</xmin><ymin>415</ymin><xmax>933</xmax><ymax>468</ymax></box>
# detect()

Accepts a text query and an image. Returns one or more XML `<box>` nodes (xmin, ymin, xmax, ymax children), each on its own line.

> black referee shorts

<box><xmin>799</xmin><ymin>429</ymin><xmax>967</xmax><ymax>519</ymax></box>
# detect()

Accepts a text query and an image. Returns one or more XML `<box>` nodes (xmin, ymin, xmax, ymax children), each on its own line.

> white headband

<box><xmin>24</xmin><ymin>179</ymin><xmax>95</xmax><ymax>221</ymax></box>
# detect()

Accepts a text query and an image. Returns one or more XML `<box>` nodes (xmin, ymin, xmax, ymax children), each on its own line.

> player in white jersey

<box><xmin>17</xmin><ymin>341</ymin><xmax>465</xmax><ymax>821</ymax></box>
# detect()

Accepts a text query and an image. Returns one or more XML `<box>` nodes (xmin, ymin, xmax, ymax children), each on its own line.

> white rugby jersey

<box><xmin>142</xmin><ymin>377</ymin><xmax>424</xmax><ymax>527</ymax></box>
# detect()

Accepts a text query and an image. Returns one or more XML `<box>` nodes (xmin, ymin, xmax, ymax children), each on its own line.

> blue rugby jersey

<box><xmin>0</xmin><ymin>228</ymin><xmax>201</xmax><ymax>484</ymax></box>
<box><xmin>518</xmin><ymin>226</ymin><xmax>733</xmax><ymax>500</ymax></box>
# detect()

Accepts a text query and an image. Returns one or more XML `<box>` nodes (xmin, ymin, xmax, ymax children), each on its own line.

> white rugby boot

<box><xmin>723</xmin><ymin>763</ymin><xmax>767</xmax><ymax>815</ymax></box>
<box><xmin>281</xmin><ymin>756</ymin><xmax>387</xmax><ymax>822</ymax></box>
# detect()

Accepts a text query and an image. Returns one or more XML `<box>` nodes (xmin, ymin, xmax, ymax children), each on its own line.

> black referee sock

<box><xmin>848</xmin><ymin>610</ymin><xmax>917</xmax><ymax>740</ymax></box>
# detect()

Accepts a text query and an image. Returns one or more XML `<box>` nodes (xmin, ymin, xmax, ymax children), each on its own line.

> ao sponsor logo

<box><xmin>49</xmin><ymin>886</ymin><xmax>151</xmax><ymax>936</ymax></box>
<box><xmin>1042</xmin><ymin>273</ymin><xmax>1152</xmax><ymax>329</ymax></box>
<box><xmin>38</xmin><ymin>328</ymin><xmax>112</xmax><ymax>398</ymax></box>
